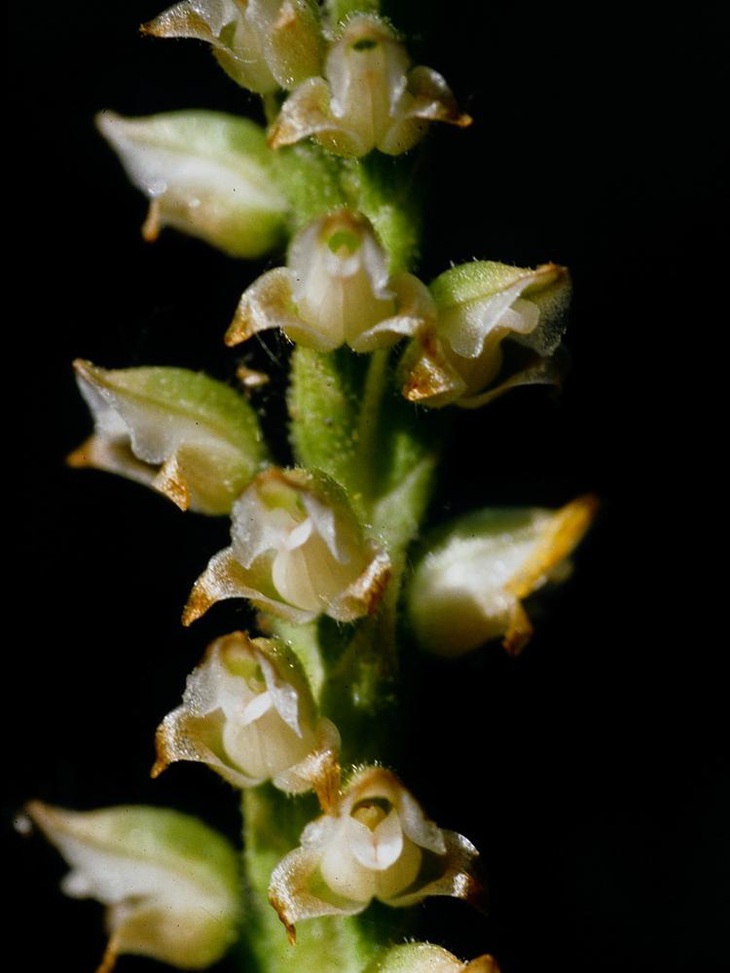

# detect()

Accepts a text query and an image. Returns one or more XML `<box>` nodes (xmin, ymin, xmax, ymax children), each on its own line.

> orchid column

<box><xmin>23</xmin><ymin>3</ymin><xmax>597</xmax><ymax>973</ymax></box>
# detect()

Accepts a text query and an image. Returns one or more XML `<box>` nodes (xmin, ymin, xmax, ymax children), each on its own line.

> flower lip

<box><xmin>267</xmin><ymin>764</ymin><xmax>482</xmax><ymax>940</ymax></box>
<box><xmin>153</xmin><ymin>630</ymin><xmax>341</xmax><ymax>801</ymax></box>
<box><xmin>268</xmin><ymin>12</ymin><xmax>470</xmax><ymax>157</ymax></box>
<box><xmin>182</xmin><ymin>467</ymin><xmax>392</xmax><ymax>625</ymax></box>
<box><xmin>225</xmin><ymin>208</ymin><xmax>434</xmax><ymax>352</ymax></box>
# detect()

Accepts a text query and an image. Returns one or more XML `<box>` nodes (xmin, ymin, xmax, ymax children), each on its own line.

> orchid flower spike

<box><xmin>268</xmin><ymin>765</ymin><xmax>483</xmax><ymax>941</ymax></box>
<box><xmin>183</xmin><ymin>466</ymin><xmax>391</xmax><ymax>625</ymax></box>
<box><xmin>268</xmin><ymin>13</ymin><xmax>471</xmax><ymax>157</ymax></box>
<box><xmin>153</xmin><ymin>631</ymin><xmax>340</xmax><ymax>805</ymax></box>
<box><xmin>225</xmin><ymin>207</ymin><xmax>435</xmax><ymax>352</ymax></box>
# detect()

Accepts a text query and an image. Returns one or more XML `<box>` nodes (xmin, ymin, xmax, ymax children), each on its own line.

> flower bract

<box><xmin>363</xmin><ymin>943</ymin><xmax>502</xmax><ymax>973</ymax></box>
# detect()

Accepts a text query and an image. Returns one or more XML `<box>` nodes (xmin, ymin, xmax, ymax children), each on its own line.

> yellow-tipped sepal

<box><xmin>406</xmin><ymin>495</ymin><xmax>599</xmax><ymax>656</ymax></box>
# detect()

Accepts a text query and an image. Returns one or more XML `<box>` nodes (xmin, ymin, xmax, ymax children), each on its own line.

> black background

<box><xmin>7</xmin><ymin>3</ymin><xmax>728</xmax><ymax>972</ymax></box>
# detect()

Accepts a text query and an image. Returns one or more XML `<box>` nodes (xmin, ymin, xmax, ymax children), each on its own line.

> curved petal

<box><xmin>387</xmin><ymin>829</ymin><xmax>484</xmax><ymax>910</ymax></box>
<box><xmin>350</xmin><ymin>272</ymin><xmax>435</xmax><ymax>352</ymax></box>
<box><xmin>269</xmin><ymin>78</ymin><xmax>370</xmax><ymax>156</ymax></box>
<box><xmin>400</xmin><ymin>65</ymin><xmax>473</xmax><ymax>126</ymax></box>
<box><xmin>268</xmin><ymin>839</ymin><xmax>366</xmax><ymax>943</ymax></box>
<box><xmin>226</xmin><ymin>267</ymin><xmax>295</xmax><ymax>347</ymax></box>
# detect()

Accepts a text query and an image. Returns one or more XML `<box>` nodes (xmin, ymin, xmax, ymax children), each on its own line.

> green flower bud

<box><xmin>226</xmin><ymin>208</ymin><xmax>434</xmax><ymax>352</ymax></box>
<box><xmin>144</xmin><ymin>0</ymin><xmax>324</xmax><ymax>95</ymax></box>
<box><xmin>400</xmin><ymin>261</ymin><xmax>572</xmax><ymax>408</ymax></box>
<box><xmin>22</xmin><ymin>802</ymin><xmax>241</xmax><ymax>972</ymax></box>
<box><xmin>96</xmin><ymin>110</ymin><xmax>289</xmax><ymax>257</ymax></box>
<box><xmin>183</xmin><ymin>466</ymin><xmax>391</xmax><ymax>624</ymax></box>
<box><xmin>406</xmin><ymin>495</ymin><xmax>598</xmax><ymax>657</ymax></box>
<box><xmin>268</xmin><ymin>14</ymin><xmax>471</xmax><ymax>157</ymax></box>
<box><xmin>69</xmin><ymin>360</ymin><xmax>267</xmax><ymax>515</ymax></box>
<box><xmin>153</xmin><ymin>630</ymin><xmax>340</xmax><ymax>805</ymax></box>
<box><xmin>363</xmin><ymin>943</ymin><xmax>502</xmax><ymax>973</ymax></box>
<box><xmin>268</xmin><ymin>766</ymin><xmax>483</xmax><ymax>941</ymax></box>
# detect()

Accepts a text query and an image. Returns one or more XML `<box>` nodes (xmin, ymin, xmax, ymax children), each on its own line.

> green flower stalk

<box><xmin>22</xmin><ymin>2</ymin><xmax>600</xmax><ymax>972</ymax></box>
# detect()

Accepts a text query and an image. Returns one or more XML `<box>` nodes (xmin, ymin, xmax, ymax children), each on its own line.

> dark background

<box><xmin>7</xmin><ymin>3</ymin><xmax>728</xmax><ymax>972</ymax></box>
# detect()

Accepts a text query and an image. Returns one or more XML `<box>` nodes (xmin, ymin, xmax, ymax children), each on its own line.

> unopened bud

<box><xmin>22</xmin><ymin>801</ymin><xmax>241</xmax><ymax>972</ymax></box>
<box><xmin>406</xmin><ymin>495</ymin><xmax>599</xmax><ymax>656</ymax></box>
<box><xmin>96</xmin><ymin>109</ymin><xmax>289</xmax><ymax>257</ymax></box>
<box><xmin>69</xmin><ymin>360</ymin><xmax>267</xmax><ymax>515</ymax></box>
